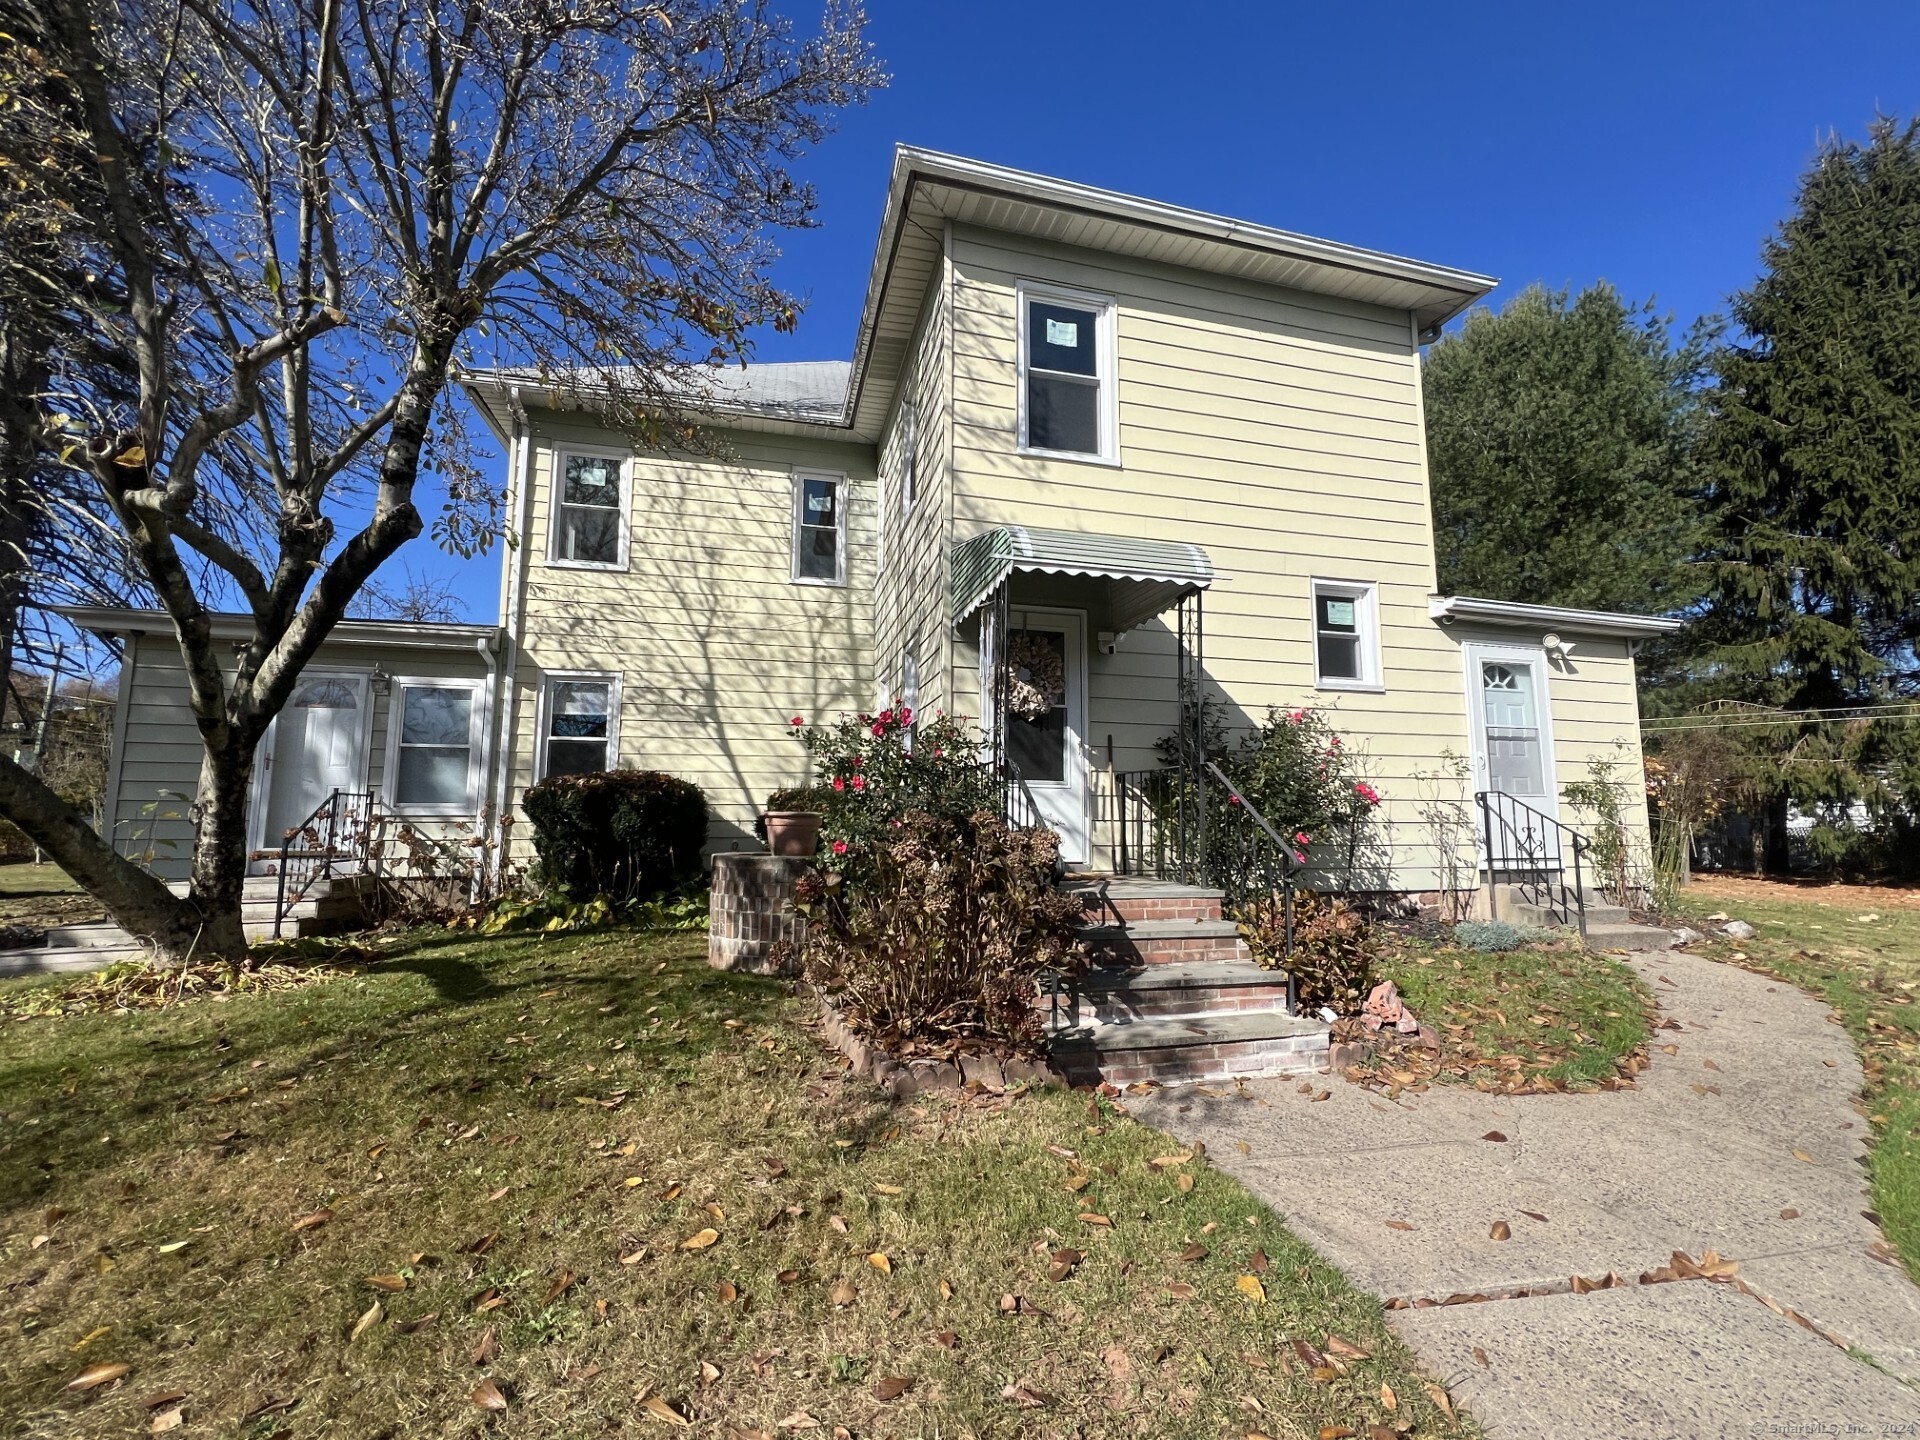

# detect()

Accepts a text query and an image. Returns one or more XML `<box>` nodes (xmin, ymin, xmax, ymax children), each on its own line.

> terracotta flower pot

<box><xmin>763</xmin><ymin>811</ymin><xmax>822</xmax><ymax>858</ymax></box>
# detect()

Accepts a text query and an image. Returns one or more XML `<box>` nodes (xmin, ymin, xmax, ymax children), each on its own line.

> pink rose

<box><xmin>832</xmin><ymin>777</ymin><xmax>845</xmax><ymax>792</ymax></box>
<box><xmin>878</xmin><ymin>708</ymin><xmax>894</xmax><ymax>725</ymax></box>
<box><xmin>850</xmin><ymin>775</ymin><xmax>865</xmax><ymax>791</ymax></box>
<box><xmin>1294</xmin><ymin>830</ymin><xmax>1310</xmax><ymax>846</ymax></box>
<box><xmin>871</xmin><ymin>723</ymin><xmax>885</xmax><ymax>738</ymax></box>
<box><xmin>1227</xmin><ymin>794</ymin><xmax>1241</xmax><ymax>807</ymax></box>
<box><xmin>898</xmin><ymin>706</ymin><xmax>914</xmax><ymax>725</ymax></box>
<box><xmin>831</xmin><ymin>840</ymin><xmax>848</xmax><ymax>855</ymax></box>
<box><xmin>789</xmin><ymin>715</ymin><xmax>804</xmax><ymax>727</ymax></box>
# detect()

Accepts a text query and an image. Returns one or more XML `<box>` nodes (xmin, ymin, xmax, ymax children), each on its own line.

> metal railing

<box><xmin>1475</xmin><ymin>790</ymin><xmax>1588</xmax><ymax>936</ymax></box>
<box><xmin>1000</xmin><ymin>758</ymin><xmax>1045</xmax><ymax>833</ymax></box>
<box><xmin>271</xmin><ymin>789</ymin><xmax>375</xmax><ymax>938</ymax></box>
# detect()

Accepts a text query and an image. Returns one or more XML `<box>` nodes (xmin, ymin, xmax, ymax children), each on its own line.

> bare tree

<box><xmin>0</xmin><ymin>0</ymin><xmax>878</xmax><ymax>960</ymax></box>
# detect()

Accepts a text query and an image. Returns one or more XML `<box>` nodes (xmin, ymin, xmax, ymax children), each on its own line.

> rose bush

<box><xmin>1223</xmin><ymin>706</ymin><xmax>1382</xmax><ymax>868</ymax></box>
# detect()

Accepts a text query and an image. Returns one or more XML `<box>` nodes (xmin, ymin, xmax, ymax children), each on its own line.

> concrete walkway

<box><xmin>1130</xmin><ymin>948</ymin><xmax>1920</xmax><ymax>1438</ymax></box>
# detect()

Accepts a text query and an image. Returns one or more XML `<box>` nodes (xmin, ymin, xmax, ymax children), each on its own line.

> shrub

<box><xmin>1238</xmin><ymin>889</ymin><xmax>1379</xmax><ymax>1015</ymax></box>
<box><xmin>1224</xmin><ymin>707</ymin><xmax>1382</xmax><ymax>866</ymax></box>
<box><xmin>521</xmin><ymin>770</ymin><xmax>707</xmax><ymax>902</ymax></box>
<box><xmin>791</xmin><ymin>809</ymin><xmax>1083</xmax><ymax>1056</ymax></box>
<box><xmin>1453</xmin><ymin>919</ymin><xmax>1523</xmax><ymax>952</ymax></box>
<box><xmin>790</xmin><ymin>706</ymin><xmax>1000</xmax><ymax>864</ymax></box>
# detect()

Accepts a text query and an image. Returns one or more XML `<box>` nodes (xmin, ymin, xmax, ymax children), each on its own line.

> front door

<box><xmin>1466</xmin><ymin>646</ymin><xmax>1559</xmax><ymax>869</ymax></box>
<box><xmin>251</xmin><ymin>672</ymin><xmax>370</xmax><ymax>869</ymax></box>
<box><xmin>1004</xmin><ymin>610</ymin><xmax>1089</xmax><ymax>864</ymax></box>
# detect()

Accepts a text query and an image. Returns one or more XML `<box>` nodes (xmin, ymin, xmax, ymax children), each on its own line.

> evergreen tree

<box><xmin>1423</xmin><ymin>282</ymin><xmax>1704</xmax><ymax>614</ymax></box>
<box><xmin>1687</xmin><ymin>116</ymin><xmax>1920</xmax><ymax>871</ymax></box>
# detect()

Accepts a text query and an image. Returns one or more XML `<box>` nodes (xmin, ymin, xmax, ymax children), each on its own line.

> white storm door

<box><xmin>253</xmin><ymin>672</ymin><xmax>370</xmax><ymax>866</ymax></box>
<box><xmin>1004</xmin><ymin>610</ymin><xmax>1089</xmax><ymax>865</ymax></box>
<box><xmin>1466</xmin><ymin>646</ymin><xmax>1559</xmax><ymax>869</ymax></box>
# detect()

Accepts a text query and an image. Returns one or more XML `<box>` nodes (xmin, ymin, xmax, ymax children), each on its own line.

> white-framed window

<box><xmin>790</xmin><ymin>469</ymin><xmax>848</xmax><ymax>586</ymax></box>
<box><xmin>900</xmin><ymin>402</ymin><xmax>917</xmax><ymax>516</ymax></box>
<box><xmin>547</xmin><ymin>446</ymin><xmax>629</xmax><ymax>570</ymax></box>
<box><xmin>1017</xmin><ymin>279</ymin><xmax>1117</xmax><ymax>462</ymax></box>
<box><xmin>1311</xmin><ymin>580</ymin><xmax>1383</xmax><ymax>690</ymax></box>
<box><xmin>536</xmin><ymin>672</ymin><xmax>621</xmax><ymax>779</ymax></box>
<box><xmin>385</xmin><ymin>677</ymin><xmax>485</xmax><ymax>814</ymax></box>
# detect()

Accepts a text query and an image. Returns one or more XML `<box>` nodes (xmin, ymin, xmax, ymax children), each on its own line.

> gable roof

<box><xmin>463</xmin><ymin>146</ymin><xmax>1496</xmax><ymax>443</ymax></box>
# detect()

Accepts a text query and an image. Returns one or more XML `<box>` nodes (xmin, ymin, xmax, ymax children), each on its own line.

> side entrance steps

<box><xmin>1492</xmin><ymin>882</ymin><xmax>1676</xmax><ymax>953</ymax></box>
<box><xmin>0</xmin><ymin>873</ymin><xmax>378</xmax><ymax>977</ymax></box>
<box><xmin>1043</xmin><ymin>877</ymin><xmax>1329</xmax><ymax>1087</ymax></box>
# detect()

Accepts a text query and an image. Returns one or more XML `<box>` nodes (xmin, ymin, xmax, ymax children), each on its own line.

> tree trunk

<box><xmin>1761</xmin><ymin>792</ymin><xmax>1793</xmax><ymax>876</ymax></box>
<box><xmin>0</xmin><ymin>752</ymin><xmax>206</xmax><ymax>955</ymax></box>
<box><xmin>182</xmin><ymin>741</ymin><xmax>255</xmax><ymax>959</ymax></box>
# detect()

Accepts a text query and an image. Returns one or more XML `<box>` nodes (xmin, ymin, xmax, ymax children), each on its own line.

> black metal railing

<box><xmin>271</xmin><ymin>789</ymin><xmax>375</xmax><ymax>938</ymax></box>
<box><xmin>1000</xmin><ymin>758</ymin><xmax>1045</xmax><ymax>833</ymax></box>
<box><xmin>1098</xmin><ymin>767</ymin><xmax>1184</xmax><ymax>880</ymax></box>
<box><xmin>1475</xmin><ymin>790</ymin><xmax>1588</xmax><ymax>936</ymax></box>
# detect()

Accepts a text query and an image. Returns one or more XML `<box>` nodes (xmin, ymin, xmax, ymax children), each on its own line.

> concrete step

<box><xmin>1583</xmin><ymin>921</ymin><xmax>1676</xmax><ymax>953</ymax></box>
<box><xmin>0</xmin><ymin>942</ymin><xmax>144</xmax><ymax>977</ymax></box>
<box><xmin>1049</xmin><ymin>1010</ymin><xmax>1330</xmax><ymax>1087</ymax></box>
<box><xmin>1075</xmin><ymin>918</ymin><xmax>1248</xmax><ymax>965</ymax></box>
<box><xmin>1504</xmin><ymin>899</ymin><xmax>1633</xmax><ymax>929</ymax></box>
<box><xmin>1044</xmin><ymin>961</ymin><xmax>1292</xmax><ymax>1026</ymax></box>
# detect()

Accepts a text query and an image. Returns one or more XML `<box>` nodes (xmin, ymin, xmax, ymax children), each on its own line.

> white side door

<box><xmin>1464</xmin><ymin>645</ymin><xmax>1560</xmax><ymax>869</ymax></box>
<box><xmin>251</xmin><ymin>672</ymin><xmax>371</xmax><ymax>869</ymax></box>
<box><xmin>1004</xmin><ymin>609</ymin><xmax>1089</xmax><ymax>865</ymax></box>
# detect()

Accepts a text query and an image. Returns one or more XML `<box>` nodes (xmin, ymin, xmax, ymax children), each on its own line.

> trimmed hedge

<box><xmin>522</xmin><ymin>770</ymin><xmax>708</xmax><ymax>902</ymax></box>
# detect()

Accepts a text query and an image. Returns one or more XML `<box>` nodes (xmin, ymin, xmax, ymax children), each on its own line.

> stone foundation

<box><xmin>708</xmin><ymin>853</ymin><xmax>808</xmax><ymax>974</ymax></box>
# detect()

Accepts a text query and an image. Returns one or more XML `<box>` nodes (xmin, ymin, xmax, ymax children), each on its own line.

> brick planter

<box><xmin>708</xmin><ymin>853</ymin><xmax>809</xmax><ymax>975</ymax></box>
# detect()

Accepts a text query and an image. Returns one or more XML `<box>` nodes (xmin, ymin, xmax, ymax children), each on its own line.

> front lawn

<box><xmin>1675</xmin><ymin>875</ymin><xmax>1920</xmax><ymax>1279</ymax></box>
<box><xmin>1340</xmin><ymin>936</ymin><xmax>1654</xmax><ymax>1096</ymax></box>
<box><xmin>0</xmin><ymin>927</ymin><xmax>1474</xmax><ymax>1439</ymax></box>
<box><xmin>0</xmin><ymin>860</ymin><xmax>99</xmax><ymax>947</ymax></box>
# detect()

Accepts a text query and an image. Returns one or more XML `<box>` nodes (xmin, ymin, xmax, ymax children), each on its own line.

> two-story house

<box><xmin>464</xmin><ymin>146</ymin><xmax>1677</xmax><ymax>897</ymax></box>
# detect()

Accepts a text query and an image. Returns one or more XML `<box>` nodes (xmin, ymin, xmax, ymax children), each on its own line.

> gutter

<box><xmin>1426</xmin><ymin>594</ymin><xmax>1684</xmax><ymax>638</ymax></box>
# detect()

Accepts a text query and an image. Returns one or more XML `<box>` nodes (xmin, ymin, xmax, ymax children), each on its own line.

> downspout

<box><xmin>489</xmin><ymin>389</ymin><xmax>533</xmax><ymax>886</ymax></box>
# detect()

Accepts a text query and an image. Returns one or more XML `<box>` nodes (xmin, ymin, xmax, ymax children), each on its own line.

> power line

<box><xmin>1642</xmin><ymin>703</ymin><xmax>1920</xmax><ymax>734</ymax></box>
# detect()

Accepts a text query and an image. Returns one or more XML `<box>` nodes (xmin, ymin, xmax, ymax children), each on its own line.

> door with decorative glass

<box><xmin>251</xmin><ymin>672</ymin><xmax>370</xmax><ymax>869</ymax></box>
<box><xmin>1466</xmin><ymin>646</ymin><xmax>1559</xmax><ymax>868</ymax></box>
<box><xmin>1002</xmin><ymin>610</ymin><xmax>1089</xmax><ymax>864</ymax></box>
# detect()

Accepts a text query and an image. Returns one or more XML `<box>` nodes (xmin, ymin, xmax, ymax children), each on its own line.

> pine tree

<box><xmin>1423</xmin><ymin>282</ymin><xmax>1704</xmax><ymax>614</ymax></box>
<box><xmin>1688</xmin><ymin>116</ymin><xmax>1920</xmax><ymax>870</ymax></box>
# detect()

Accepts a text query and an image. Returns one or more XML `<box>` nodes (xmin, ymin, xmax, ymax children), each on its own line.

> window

<box><xmin>1018</xmin><ymin>282</ymin><xmax>1116</xmax><ymax>461</ymax></box>
<box><xmin>900</xmin><ymin>403</ymin><xmax>917</xmax><ymax>516</ymax></box>
<box><xmin>538</xmin><ymin>674</ymin><xmax>619</xmax><ymax>779</ymax></box>
<box><xmin>790</xmin><ymin>470</ymin><xmax>847</xmax><ymax>585</ymax></box>
<box><xmin>549</xmin><ymin>449</ymin><xmax>627</xmax><ymax>568</ymax></box>
<box><xmin>388</xmin><ymin>680</ymin><xmax>482</xmax><ymax>812</ymax></box>
<box><xmin>1311</xmin><ymin>581</ymin><xmax>1381</xmax><ymax>689</ymax></box>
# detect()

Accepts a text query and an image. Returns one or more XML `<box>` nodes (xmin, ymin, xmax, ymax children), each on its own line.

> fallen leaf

<box><xmin>1001</xmin><ymin>1379</ymin><xmax>1053</xmax><ymax>1408</ymax></box>
<box><xmin>619</xmin><ymin>1248</ymin><xmax>647</xmax><ymax>1265</ymax></box>
<box><xmin>829</xmin><ymin>1214</ymin><xmax>849</xmax><ymax>1232</ymax></box>
<box><xmin>931</xmin><ymin>1329</ymin><xmax>958</xmax><ymax>1348</ymax></box>
<box><xmin>393</xmin><ymin>1311</ymin><xmax>439</xmax><ymax>1334</ymax></box>
<box><xmin>872</xmin><ymin>1376</ymin><xmax>914</xmax><ymax>1401</ymax></box>
<box><xmin>1379</xmin><ymin>1380</ymin><xmax>1397</xmax><ymax>1410</ymax></box>
<box><xmin>1384</xmin><ymin>1220</ymin><xmax>1414</xmax><ymax>1231</ymax></box>
<box><xmin>642</xmin><ymin>1394</ymin><xmax>691</xmax><ymax>1426</ymax></box>
<box><xmin>141</xmin><ymin>1391</ymin><xmax>187</xmax><ymax>1410</ymax></box>
<box><xmin>1077</xmin><ymin>1212</ymin><xmax>1113</xmax><ymax>1227</ymax></box>
<box><xmin>1166</xmin><ymin>1282</ymin><xmax>1197</xmax><ymax>1300</ymax></box>
<box><xmin>874</xmin><ymin>1183</ymin><xmax>903</xmax><ymax>1196</ymax></box>
<box><xmin>716</xmin><ymin>1281</ymin><xmax>738</xmax><ymax>1303</ymax></box>
<box><xmin>1324</xmin><ymin>1336</ymin><xmax>1370</xmax><ymax>1359</ymax></box>
<box><xmin>1424</xmin><ymin>1383</ymin><xmax>1454</xmax><ymax>1419</ymax></box>
<box><xmin>1521</xmin><ymin>1209</ymin><xmax>1549</xmax><ymax>1223</ymax></box>
<box><xmin>470</xmin><ymin>1326</ymin><xmax>498</xmax><ymax>1365</ymax></box>
<box><xmin>1177</xmin><ymin>1242</ymin><xmax>1208</xmax><ymax>1263</ymax></box>
<box><xmin>1248</xmin><ymin>1247</ymin><xmax>1269</xmax><ymax>1272</ymax></box>
<box><xmin>1472</xmin><ymin>1345</ymin><xmax>1490</xmax><ymax>1367</ymax></box>
<box><xmin>291</xmin><ymin>1208</ymin><xmax>331</xmax><ymax>1232</ymax></box>
<box><xmin>776</xmin><ymin>1412</ymin><xmax>821</xmax><ymax>1430</ymax></box>
<box><xmin>1047</xmin><ymin>1248</ymin><xmax>1083</xmax><ymax>1282</ymax></box>
<box><xmin>540</xmin><ymin>1271</ymin><xmax>575</xmax><ymax>1305</ymax></box>
<box><xmin>350</xmin><ymin>1301</ymin><xmax>382</xmax><ymax>1340</ymax></box>
<box><xmin>67</xmin><ymin>1363</ymin><xmax>130</xmax><ymax>1392</ymax></box>
<box><xmin>1792</xmin><ymin>1149</ymin><xmax>1816</xmax><ymax>1165</ymax></box>
<box><xmin>1780</xmin><ymin>1208</ymin><xmax>1800</xmax><ymax>1220</ymax></box>
<box><xmin>867</xmin><ymin>1252</ymin><xmax>892</xmax><ymax>1275</ymax></box>
<box><xmin>1175</xmin><ymin>1173</ymin><xmax>1194</xmax><ymax>1193</ymax></box>
<box><xmin>150</xmin><ymin>1406</ymin><xmax>184</xmax><ymax>1433</ymax></box>
<box><xmin>1481</xmin><ymin>1131</ymin><xmax>1507</xmax><ymax>1142</ymax></box>
<box><xmin>1235</xmin><ymin>1273</ymin><xmax>1267</xmax><ymax>1302</ymax></box>
<box><xmin>1490</xmin><ymin>1220</ymin><xmax>1511</xmax><ymax>1241</ymax></box>
<box><xmin>680</xmin><ymin>1228</ymin><xmax>720</xmax><ymax>1251</ymax></box>
<box><xmin>365</xmin><ymin>1274</ymin><xmax>407</xmax><ymax>1293</ymax></box>
<box><xmin>471</xmin><ymin>1378</ymin><xmax>508</xmax><ymax>1411</ymax></box>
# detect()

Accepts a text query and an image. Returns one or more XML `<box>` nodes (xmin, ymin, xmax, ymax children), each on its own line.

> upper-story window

<box><xmin>1312</xmin><ymin>580</ymin><xmax>1383</xmax><ymax>690</ymax></box>
<box><xmin>1017</xmin><ymin>280</ymin><xmax>1117</xmax><ymax>462</ymax></box>
<box><xmin>549</xmin><ymin>447</ymin><xmax>628</xmax><ymax>569</ymax></box>
<box><xmin>791</xmin><ymin>470</ymin><xmax>847</xmax><ymax>586</ymax></box>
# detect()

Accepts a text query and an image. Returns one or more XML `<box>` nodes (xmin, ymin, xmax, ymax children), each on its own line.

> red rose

<box><xmin>831</xmin><ymin>840</ymin><xmax>848</xmax><ymax>855</ymax></box>
<box><xmin>850</xmin><ymin>775</ymin><xmax>865</xmax><ymax>791</ymax></box>
<box><xmin>832</xmin><ymin>777</ymin><xmax>846</xmax><ymax>792</ymax></box>
<box><xmin>789</xmin><ymin>715</ymin><xmax>804</xmax><ymax>727</ymax></box>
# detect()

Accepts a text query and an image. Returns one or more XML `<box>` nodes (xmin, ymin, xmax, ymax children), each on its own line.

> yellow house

<box><xmin>463</xmin><ymin>146</ymin><xmax>1679</xmax><ymax>913</ymax></box>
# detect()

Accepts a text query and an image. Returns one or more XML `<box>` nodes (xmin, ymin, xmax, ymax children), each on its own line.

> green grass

<box><xmin>0</xmin><ymin>860</ymin><xmax>97</xmax><ymax>945</ymax></box>
<box><xmin>0</xmin><ymin>926</ymin><xmax>1476</xmax><ymax>1439</ymax></box>
<box><xmin>0</xmin><ymin>862</ymin><xmax>82</xmax><ymax>897</ymax></box>
<box><xmin>1675</xmin><ymin>881</ymin><xmax>1920</xmax><ymax>1279</ymax></box>
<box><xmin>1355</xmin><ymin>939</ymin><xmax>1654</xmax><ymax>1093</ymax></box>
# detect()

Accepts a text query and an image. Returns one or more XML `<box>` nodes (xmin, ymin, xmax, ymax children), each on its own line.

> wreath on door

<box><xmin>1004</xmin><ymin>631</ymin><xmax>1066</xmax><ymax>719</ymax></box>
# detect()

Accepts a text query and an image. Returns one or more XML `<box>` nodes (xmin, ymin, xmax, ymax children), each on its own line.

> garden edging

<box><xmin>812</xmin><ymin>987</ymin><xmax>1062</xmax><ymax>1099</ymax></box>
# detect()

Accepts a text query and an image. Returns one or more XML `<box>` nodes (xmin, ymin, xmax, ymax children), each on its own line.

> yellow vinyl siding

<box><xmin>505</xmin><ymin>420</ymin><xmax>874</xmax><ymax>853</ymax></box>
<box><xmin>945</xmin><ymin>224</ymin><xmax>1486</xmax><ymax>888</ymax></box>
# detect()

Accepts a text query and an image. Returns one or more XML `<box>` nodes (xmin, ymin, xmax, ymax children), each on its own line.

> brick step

<box><xmin>1049</xmin><ymin>1011</ymin><xmax>1330</xmax><ymax>1087</ymax></box>
<box><xmin>1043</xmin><ymin>961</ymin><xmax>1292</xmax><ymax>1025</ymax></box>
<box><xmin>1058</xmin><ymin>878</ymin><xmax>1224</xmax><ymax>925</ymax></box>
<box><xmin>1075</xmin><ymin>919</ymin><xmax>1247</xmax><ymax>965</ymax></box>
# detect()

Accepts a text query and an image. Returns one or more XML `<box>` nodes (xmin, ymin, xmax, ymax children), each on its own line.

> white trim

<box><xmin>1016</xmin><ymin>278</ymin><xmax>1119</xmax><ymax>464</ymax></box>
<box><xmin>544</xmin><ymin>442</ymin><xmax>631</xmax><ymax>572</ymax></box>
<box><xmin>1462</xmin><ymin>639</ymin><xmax>1562</xmax><ymax>836</ymax></box>
<box><xmin>1428</xmin><ymin>594</ymin><xmax>1682</xmax><ymax>638</ymax></box>
<box><xmin>381</xmin><ymin>675</ymin><xmax>489</xmax><ymax>818</ymax></box>
<box><xmin>532</xmin><ymin>669</ymin><xmax>623</xmax><ymax>782</ymax></box>
<box><xmin>54</xmin><ymin>605</ymin><xmax>499</xmax><ymax>650</ymax></box>
<box><xmin>789</xmin><ymin>468</ymin><xmax>849</xmax><ymax>587</ymax></box>
<box><xmin>900</xmin><ymin>399</ymin><xmax>917</xmax><ymax>516</ymax></box>
<box><xmin>1311</xmin><ymin>579</ymin><xmax>1382</xmax><ymax>691</ymax></box>
<box><xmin>247</xmin><ymin>667</ymin><xmax>376</xmax><ymax>867</ymax></box>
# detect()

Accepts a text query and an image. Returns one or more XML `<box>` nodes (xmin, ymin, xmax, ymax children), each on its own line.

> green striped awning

<box><xmin>950</xmin><ymin>525</ymin><xmax>1214</xmax><ymax>635</ymax></box>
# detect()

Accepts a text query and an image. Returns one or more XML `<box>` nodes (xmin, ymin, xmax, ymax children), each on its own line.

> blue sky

<box><xmin>431</xmin><ymin>0</ymin><xmax>1920</xmax><ymax>620</ymax></box>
